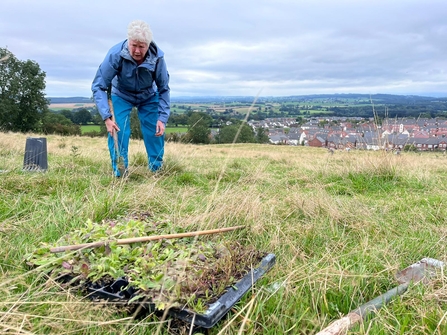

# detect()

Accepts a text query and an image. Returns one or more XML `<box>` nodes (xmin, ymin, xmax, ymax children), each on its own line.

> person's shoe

<box><xmin>113</xmin><ymin>168</ymin><xmax>128</xmax><ymax>178</ymax></box>
<box><xmin>149</xmin><ymin>164</ymin><xmax>163</xmax><ymax>173</ymax></box>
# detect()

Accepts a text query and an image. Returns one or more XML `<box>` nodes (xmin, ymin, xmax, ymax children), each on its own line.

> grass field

<box><xmin>1</xmin><ymin>132</ymin><xmax>447</xmax><ymax>334</ymax></box>
<box><xmin>81</xmin><ymin>125</ymin><xmax>101</xmax><ymax>134</ymax></box>
<box><xmin>79</xmin><ymin>125</ymin><xmax>188</xmax><ymax>135</ymax></box>
<box><xmin>165</xmin><ymin>127</ymin><xmax>187</xmax><ymax>134</ymax></box>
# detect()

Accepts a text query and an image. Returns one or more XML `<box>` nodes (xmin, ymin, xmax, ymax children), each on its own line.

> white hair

<box><xmin>127</xmin><ymin>20</ymin><xmax>153</xmax><ymax>45</ymax></box>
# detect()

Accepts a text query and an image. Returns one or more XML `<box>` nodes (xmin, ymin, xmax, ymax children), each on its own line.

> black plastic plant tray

<box><xmin>86</xmin><ymin>253</ymin><xmax>276</xmax><ymax>328</ymax></box>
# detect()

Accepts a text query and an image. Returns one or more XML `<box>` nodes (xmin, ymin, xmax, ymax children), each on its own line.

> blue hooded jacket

<box><xmin>91</xmin><ymin>40</ymin><xmax>170</xmax><ymax>124</ymax></box>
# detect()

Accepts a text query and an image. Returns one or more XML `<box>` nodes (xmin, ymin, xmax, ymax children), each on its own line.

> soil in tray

<box><xmin>81</xmin><ymin>241</ymin><xmax>266</xmax><ymax>311</ymax></box>
<box><xmin>85</xmin><ymin>253</ymin><xmax>275</xmax><ymax>330</ymax></box>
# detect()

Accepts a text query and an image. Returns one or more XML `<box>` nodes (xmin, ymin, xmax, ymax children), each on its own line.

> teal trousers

<box><xmin>108</xmin><ymin>94</ymin><xmax>164</xmax><ymax>176</ymax></box>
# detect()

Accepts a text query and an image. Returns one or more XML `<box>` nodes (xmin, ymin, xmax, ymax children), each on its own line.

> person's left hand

<box><xmin>155</xmin><ymin>120</ymin><xmax>165</xmax><ymax>137</ymax></box>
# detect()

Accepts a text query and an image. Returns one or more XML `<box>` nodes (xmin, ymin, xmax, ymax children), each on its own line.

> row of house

<box><xmin>248</xmin><ymin>117</ymin><xmax>447</xmax><ymax>151</ymax></box>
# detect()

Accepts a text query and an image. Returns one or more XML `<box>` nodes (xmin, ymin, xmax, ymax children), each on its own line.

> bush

<box><xmin>82</xmin><ymin>131</ymin><xmax>104</xmax><ymax>138</ymax></box>
<box><xmin>404</xmin><ymin>144</ymin><xmax>417</xmax><ymax>152</ymax></box>
<box><xmin>42</xmin><ymin>123</ymin><xmax>81</xmax><ymax>136</ymax></box>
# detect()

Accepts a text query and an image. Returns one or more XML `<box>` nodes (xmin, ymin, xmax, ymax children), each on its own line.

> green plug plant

<box><xmin>26</xmin><ymin>213</ymin><xmax>265</xmax><ymax>313</ymax></box>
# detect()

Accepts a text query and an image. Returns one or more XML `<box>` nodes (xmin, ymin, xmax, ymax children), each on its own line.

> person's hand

<box><xmin>155</xmin><ymin>120</ymin><xmax>165</xmax><ymax>137</ymax></box>
<box><xmin>105</xmin><ymin>118</ymin><xmax>120</xmax><ymax>136</ymax></box>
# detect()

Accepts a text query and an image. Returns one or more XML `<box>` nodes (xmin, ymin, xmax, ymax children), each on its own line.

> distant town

<box><xmin>251</xmin><ymin>116</ymin><xmax>447</xmax><ymax>151</ymax></box>
<box><xmin>47</xmin><ymin>94</ymin><xmax>447</xmax><ymax>151</ymax></box>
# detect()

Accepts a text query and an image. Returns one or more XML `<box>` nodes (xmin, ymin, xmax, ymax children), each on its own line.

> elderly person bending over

<box><xmin>92</xmin><ymin>19</ymin><xmax>171</xmax><ymax>177</ymax></box>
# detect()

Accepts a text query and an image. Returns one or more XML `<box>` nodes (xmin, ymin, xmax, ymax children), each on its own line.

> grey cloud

<box><xmin>1</xmin><ymin>0</ymin><xmax>446</xmax><ymax>97</ymax></box>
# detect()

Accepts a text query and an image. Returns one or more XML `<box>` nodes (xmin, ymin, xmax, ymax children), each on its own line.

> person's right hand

<box><xmin>105</xmin><ymin>118</ymin><xmax>120</xmax><ymax>136</ymax></box>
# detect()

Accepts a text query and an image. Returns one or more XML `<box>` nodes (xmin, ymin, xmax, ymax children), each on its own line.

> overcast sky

<box><xmin>2</xmin><ymin>0</ymin><xmax>447</xmax><ymax>98</ymax></box>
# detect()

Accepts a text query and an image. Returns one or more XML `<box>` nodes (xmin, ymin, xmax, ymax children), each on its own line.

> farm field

<box><xmin>48</xmin><ymin>99</ymin><xmax>374</xmax><ymax>117</ymax></box>
<box><xmin>45</xmin><ymin>93</ymin><xmax>447</xmax><ymax>122</ymax></box>
<box><xmin>2</xmin><ymin>132</ymin><xmax>447</xmax><ymax>334</ymax></box>
<box><xmin>49</xmin><ymin>102</ymin><xmax>96</xmax><ymax>111</ymax></box>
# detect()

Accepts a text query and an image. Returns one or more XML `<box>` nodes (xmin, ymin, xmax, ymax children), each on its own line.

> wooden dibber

<box><xmin>50</xmin><ymin>225</ymin><xmax>245</xmax><ymax>253</ymax></box>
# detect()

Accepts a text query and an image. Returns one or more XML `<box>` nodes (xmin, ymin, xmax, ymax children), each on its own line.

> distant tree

<box><xmin>178</xmin><ymin>113</ymin><xmax>189</xmax><ymax>125</ymax></box>
<box><xmin>238</xmin><ymin>124</ymin><xmax>256</xmax><ymax>143</ymax></box>
<box><xmin>256</xmin><ymin>127</ymin><xmax>269</xmax><ymax>143</ymax></box>
<box><xmin>217</xmin><ymin>125</ymin><xmax>236</xmax><ymax>143</ymax></box>
<box><xmin>219</xmin><ymin>123</ymin><xmax>255</xmax><ymax>143</ymax></box>
<box><xmin>43</xmin><ymin>113</ymin><xmax>72</xmax><ymax>126</ymax></box>
<box><xmin>92</xmin><ymin>113</ymin><xmax>103</xmax><ymax>125</ymax></box>
<box><xmin>419</xmin><ymin>112</ymin><xmax>432</xmax><ymax>119</ymax></box>
<box><xmin>167</xmin><ymin>113</ymin><xmax>180</xmax><ymax>127</ymax></box>
<box><xmin>130</xmin><ymin>107</ymin><xmax>142</xmax><ymax>139</ymax></box>
<box><xmin>72</xmin><ymin>108</ymin><xmax>92</xmax><ymax>124</ymax></box>
<box><xmin>59</xmin><ymin>109</ymin><xmax>73</xmax><ymax>121</ymax></box>
<box><xmin>295</xmin><ymin>116</ymin><xmax>304</xmax><ymax>124</ymax></box>
<box><xmin>41</xmin><ymin>113</ymin><xmax>81</xmax><ymax>136</ymax></box>
<box><xmin>186</xmin><ymin>112</ymin><xmax>212</xmax><ymax>144</ymax></box>
<box><xmin>167</xmin><ymin>113</ymin><xmax>189</xmax><ymax>127</ymax></box>
<box><xmin>88</xmin><ymin>105</ymin><xmax>101</xmax><ymax>123</ymax></box>
<box><xmin>0</xmin><ymin>48</ymin><xmax>48</xmax><ymax>132</ymax></box>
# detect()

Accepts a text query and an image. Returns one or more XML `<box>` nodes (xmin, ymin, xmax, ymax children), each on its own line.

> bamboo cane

<box><xmin>107</xmin><ymin>98</ymin><xmax>125</xmax><ymax>175</ymax></box>
<box><xmin>50</xmin><ymin>225</ymin><xmax>245</xmax><ymax>253</ymax></box>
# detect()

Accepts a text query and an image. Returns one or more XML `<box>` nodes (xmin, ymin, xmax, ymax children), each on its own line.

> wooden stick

<box><xmin>50</xmin><ymin>225</ymin><xmax>245</xmax><ymax>253</ymax></box>
<box><xmin>315</xmin><ymin>313</ymin><xmax>362</xmax><ymax>335</ymax></box>
<box><xmin>107</xmin><ymin>98</ymin><xmax>121</xmax><ymax>161</ymax></box>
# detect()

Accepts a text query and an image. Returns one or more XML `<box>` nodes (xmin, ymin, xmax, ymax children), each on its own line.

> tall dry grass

<box><xmin>1</xmin><ymin>131</ymin><xmax>447</xmax><ymax>334</ymax></box>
